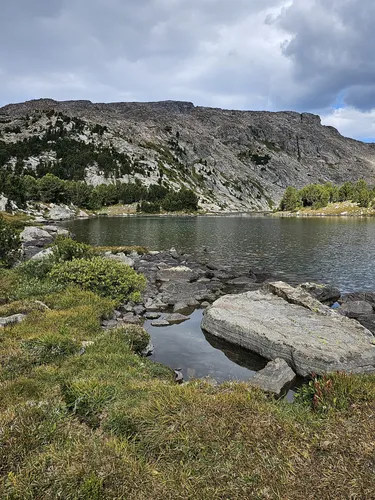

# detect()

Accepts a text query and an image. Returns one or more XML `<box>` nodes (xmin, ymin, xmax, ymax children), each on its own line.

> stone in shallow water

<box><xmin>202</xmin><ymin>282</ymin><xmax>375</xmax><ymax>377</ymax></box>
<box><xmin>145</xmin><ymin>312</ymin><xmax>161</xmax><ymax>320</ymax></box>
<box><xmin>163</xmin><ymin>313</ymin><xmax>190</xmax><ymax>324</ymax></box>
<box><xmin>151</xmin><ymin>319</ymin><xmax>170</xmax><ymax>327</ymax></box>
<box><xmin>250</xmin><ymin>358</ymin><xmax>296</xmax><ymax>396</ymax></box>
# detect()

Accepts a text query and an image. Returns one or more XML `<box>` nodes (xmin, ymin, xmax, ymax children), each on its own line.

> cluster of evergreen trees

<box><xmin>0</xmin><ymin>172</ymin><xmax>199</xmax><ymax>213</ymax></box>
<box><xmin>0</xmin><ymin>114</ymin><xmax>144</xmax><ymax>181</ymax></box>
<box><xmin>279</xmin><ymin>180</ymin><xmax>375</xmax><ymax>211</ymax></box>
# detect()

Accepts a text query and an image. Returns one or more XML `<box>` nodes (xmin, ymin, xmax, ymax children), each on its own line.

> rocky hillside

<box><xmin>1</xmin><ymin>98</ymin><xmax>375</xmax><ymax>211</ymax></box>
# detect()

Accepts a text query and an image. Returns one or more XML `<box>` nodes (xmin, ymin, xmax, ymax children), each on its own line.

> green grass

<box><xmin>1</xmin><ymin>254</ymin><xmax>375</xmax><ymax>498</ymax></box>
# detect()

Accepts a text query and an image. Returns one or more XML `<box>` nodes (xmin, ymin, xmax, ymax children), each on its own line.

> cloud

<box><xmin>277</xmin><ymin>0</ymin><xmax>375</xmax><ymax>111</ymax></box>
<box><xmin>1</xmin><ymin>0</ymin><xmax>375</xmax><ymax>140</ymax></box>
<box><xmin>322</xmin><ymin>107</ymin><xmax>375</xmax><ymax>142</ymax></box>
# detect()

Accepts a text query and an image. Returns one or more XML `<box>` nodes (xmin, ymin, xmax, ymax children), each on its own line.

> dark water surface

<box><xmin>65</xmin><ymin>215</ymin><xmax>375</xmax><ymax>386</ymax></box>
<box><xmin>65</xmin><ymin>214</ymin><xmax>375</xmax><ymax>292</ymax></box>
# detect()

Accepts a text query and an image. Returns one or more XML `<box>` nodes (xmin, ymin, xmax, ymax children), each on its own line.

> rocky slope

<box><xmin>1</xmin><ymin>98</ymin><xmax>375</xmax><ymax>211</ymax></box>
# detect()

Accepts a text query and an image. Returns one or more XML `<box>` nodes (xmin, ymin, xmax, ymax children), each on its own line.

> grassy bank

<box><xmin>0</xmin><ymin>236</ymin><xmax>375</xmax><ymax>498</ymax></box>
<box><xmin>275</xmin><ymin>200</ymin><xmax>375</xmax><ymax>217</ymax></box>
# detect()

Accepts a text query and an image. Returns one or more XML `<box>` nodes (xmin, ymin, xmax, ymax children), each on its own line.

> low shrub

<box><xmin>49</xmin><ymin>256</ymin><xmax>146</xmax><ymax>303</ymax></box>
<box><xmin>112</xmin><ymin>325</ymin><xmax>150</xmax><ymax>354</ymax></box>
<box><xmin>16</xmin><ymin>256</ymin><xmax>56</xmax><ymax>280</ymax></box>
<box><xmin>295</xmin><ymin>372</ymin><xmax>375</xmax><ymax>413</ymax></box>
<box><xmin>0</xmin><ymin>215</ymin><xmax>21</xmax><ymax>267</ymax></box>
<box><xmin>22</xmin><ymin>334</ymin><xmax>80</xmax><ymax>365</ymax></box>
<box><xmin>53</xmin><ymin>235</ymin><xmax>94</xmax><ymax>262</ymax></box>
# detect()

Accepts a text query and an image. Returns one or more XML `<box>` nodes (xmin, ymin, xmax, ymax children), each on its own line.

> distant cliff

<box><xmin>1</xmin><ymin>98</ymin><xmax>375</xmax><ymax>211</ymax></box>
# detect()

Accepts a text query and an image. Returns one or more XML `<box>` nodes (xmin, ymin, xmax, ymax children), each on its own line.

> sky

<box><xmin>1</xmin><ymin>0</ymin><xmax>375</xmax><ymax>141</ymax></box>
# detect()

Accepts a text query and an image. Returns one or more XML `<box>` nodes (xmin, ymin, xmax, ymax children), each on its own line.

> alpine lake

<box><xmin>64</xmin><ymin>214</ymin><xmax>375</xmax><ymax>393</ymax></box>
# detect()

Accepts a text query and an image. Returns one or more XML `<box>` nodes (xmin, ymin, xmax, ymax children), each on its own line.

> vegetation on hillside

<box><xmin>0</xmin><ymin>215</ymin><xmax>21</xmax><ymax>267</ymax></box>
<box><xmin>0</xmin><ymin>171</ymin><xmax>199</xmax><ymax>213</ymax></box>
<box><xmin>0</xmin><ymin>233</ymin><xmax>375</xmax><ymax>498</ymax></box>
<box><xmin>279</xmin><ymin>179</ymin><xmax>375</xmax><ymax>212</ymax></box>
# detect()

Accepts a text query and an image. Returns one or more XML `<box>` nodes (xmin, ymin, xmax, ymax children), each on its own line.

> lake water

<box><xmin>65</xmin><ymin>215</ymin><xmax>375</xmax><ymax>387</ymax></box>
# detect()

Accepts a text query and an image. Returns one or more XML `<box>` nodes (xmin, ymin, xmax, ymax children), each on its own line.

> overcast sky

<box><xmin>1</xmin><ymin>0</ymin><xmax>374</xmax><ymax>140</ymax></box>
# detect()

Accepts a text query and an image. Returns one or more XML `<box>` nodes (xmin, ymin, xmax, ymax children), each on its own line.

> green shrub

<box><xmin>62</xmin><ymin>379</ymin><xmax>117</xmax><ymax>427</ymax></box>
<box><xmin>0</xmin><ymin>215</ymin><xmax>21</xmax><ymax>267</ymax></box>
<box><xmin>16</xmin><ymin>255</ymin><xmax>56</xmax><ymax>280</ymax></box>
<box><xmin>279</xmin><ymin>186</ymin><xmax>301</xmax><ymax>211</ymax></box>
<box><xmin>112</xmin><ymin>325</ymin><xmax>150</xmax><ymax>354</ymax></box>
<box><xmin>49</xmin><ymin>257</ymin><xmax>146</xmax><ymax>303</ymax></box>
<box><xmin>53</xmin><ymin>235</ymin><xmax>94</xmax><ymax>262</ymax></box>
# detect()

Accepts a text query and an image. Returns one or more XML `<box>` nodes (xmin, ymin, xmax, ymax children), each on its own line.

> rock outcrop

<box><xmin>201</xmin><ymin>282</ymin><xmax>375</xmax><ymax>377</ymax></box>
<box><xmin>2</xmin><ymin>98</ymin><xmax>375</xmax><ymax>211</ymax></box>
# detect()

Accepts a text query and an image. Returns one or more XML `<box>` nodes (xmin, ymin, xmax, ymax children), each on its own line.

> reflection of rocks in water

<box><xmin>187</xmin><ymin>368</ymin><xmax>197</xmax><ymax>379</ymax></box>
<box><xmin>203</xmin><ymin>331</ymin><xmax>267</xmax><ymax>372</ymax></box>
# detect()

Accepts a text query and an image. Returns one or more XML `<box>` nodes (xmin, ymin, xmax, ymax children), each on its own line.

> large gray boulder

<box><xmin>201</xmin><ymin>282</ymin><xmax>375</xmax><ymax>377</ymax></box>
<box><xmin>48</xmin><ymin>204</ymin><xmax>75</xmax><ymax>221</ymax></box>
<box><xmin>21</xmin><ymin>226</ymin><xmax>53</xmax><ymax>246</ymax></box>
<box><xmin>103</xmin><ymin>252</ymin><xmax>135</xmax><ymax>268</ymax></box>
<box><xmin>250</xmin><ymin>359</ymin><xmax>296</xmax><ymax>396</ymax></box>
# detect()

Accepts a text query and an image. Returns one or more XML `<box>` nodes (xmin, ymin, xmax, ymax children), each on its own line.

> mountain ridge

<box><xmin>1</xmin><ymin>98</ymin><xmax>375</xmax><ymax>211</ymax></box>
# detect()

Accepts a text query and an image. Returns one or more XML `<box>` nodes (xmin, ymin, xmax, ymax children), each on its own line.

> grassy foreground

<box><xmin>0</xmin><ymin>238</ymin><xmax>375</xmax><ymax>498</ymax></box>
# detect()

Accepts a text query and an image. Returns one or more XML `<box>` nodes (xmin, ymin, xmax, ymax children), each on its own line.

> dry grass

<box><xmin>93</xmin><ymin>245</ymin><xmax>149</xmax><ymax>255</ymax></box>
<box><xmin>276</xmin><ymin>201</ymin><xmax>375</xmax><ymax>217</ymax></box>
<box><xmin>1</xmin><ymin>272</ymin><xmax>375</xmax><ymax>498</ymax></box>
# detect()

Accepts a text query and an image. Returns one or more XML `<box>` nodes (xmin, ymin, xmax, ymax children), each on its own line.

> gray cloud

<box><xmin>1</xmin><ymin>0</ymin><xmax>375</xmax><ymax>141</ymax></box>
<box><xmin>277</xmin><ymin>0</ymin><xmax>375</xmax><ymax>111</ymax></box>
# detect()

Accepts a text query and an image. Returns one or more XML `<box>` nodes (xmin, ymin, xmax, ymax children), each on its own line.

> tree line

<box><xmin>0</xmin><ymin>172</ymin><xmax>199</xmax><ymax>213</ymax></box>
<box><xmin>279</xmin><ymin>180</ymin><xmax>375</xmax><ymax>211</ymax></box>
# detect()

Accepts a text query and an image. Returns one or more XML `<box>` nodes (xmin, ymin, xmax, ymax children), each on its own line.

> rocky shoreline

<box><xmin>18</xmin><ymin>225</ymin><xmax>375</xmax><ymax>395</ymax></box>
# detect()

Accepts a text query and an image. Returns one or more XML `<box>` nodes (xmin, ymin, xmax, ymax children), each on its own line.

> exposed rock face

<box><xmin>0</xmin><ymin>194</ymin><xmax>8</xmax><ymax>212</ymax></box>
<box><xmin>48</xmin><ymin>205</ymin><xmax>75</xmax><ymax>221</ymax></box>
<box><xmin>2</xmin><ymin>98</ymin><xmax>375</xmax><ymax>211</ymax></box>
<box><xmin>201</xmin><ymin>283</ymin><xmax>375</xmax><ymax>377</ymax></box>
<box><xmin>250</xmin><ymin>358</ymin><xmax>296</xmax><ymax>396</ymax></box>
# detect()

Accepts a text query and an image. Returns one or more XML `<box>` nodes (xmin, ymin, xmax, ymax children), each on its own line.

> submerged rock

<box><xmin>250</xmin><ymin>358</ymin><xmax>296</xmax><ymax>396</ymax></box>
<box><xmin>201</xmin><ymin>282</ymin><xmax>375</xmax><ymax>377</ymax></box>
<box><xmin>163</xmin><ymin>313</ymin><xmax>190</xmax><ymax>325</ymax></box>
<box><xmin>298</xmin><ymin>282</ymin><xmax>341</xmax><ymax>306</ymax></box>
<box><xmin>339</xmin><ymin>300</ymin><xmax>374</xmax><ymax>318</ymax></box>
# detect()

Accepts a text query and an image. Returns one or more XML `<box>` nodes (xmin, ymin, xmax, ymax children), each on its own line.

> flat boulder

<box><xmin>201</xmin><ymin>282</ymin><xmax>375</xmax><ymax>377</ymax></box>
<box><xmin>157</xmin><ymin>266</ymin><xmax>197</xmax><ymax>283</ymax></box>
<box><xmin>163</xmin><ymin>313</ymin><xmax>190</xmax><ymax>324</ymax></box>
<box><xmin>250</xmin><ymin>359</ymin><xmax>296</xmax><ymax>396</ymax></box>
